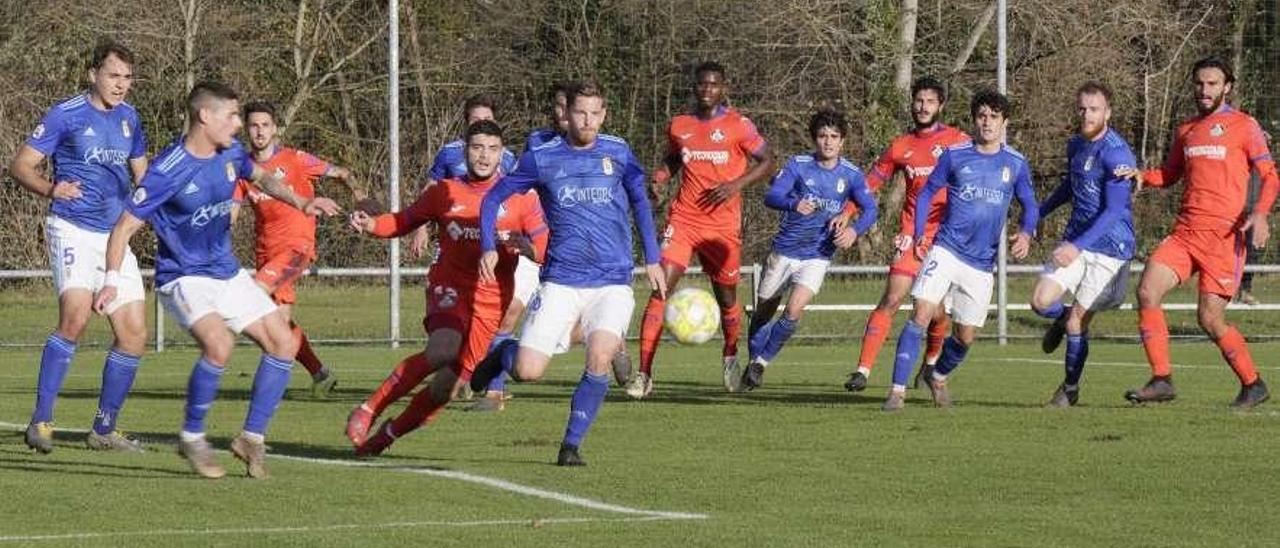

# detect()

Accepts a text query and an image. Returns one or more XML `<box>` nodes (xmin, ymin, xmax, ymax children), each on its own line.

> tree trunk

<box><xmin>893</xmin><ymin>0</ymin><xmax>918</xmax><ymax>94</ymax></box>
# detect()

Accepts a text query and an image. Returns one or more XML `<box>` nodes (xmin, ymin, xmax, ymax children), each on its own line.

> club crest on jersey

<box><xmin>1001</xmin><ymin>166</ymin><xmax>1011</xmax><ymax>184</ymax></box>
<box><xmin>602</xmin><ymin>157</ymin><xmax>614</xmax><ymax>175</ymax></box>
<box><xmin>836</xmin><ymin>178</ymin><xmax>846</xmax><ymax>193</ymax></box>
<box><xmin>131</xmin><ymin>186</ymin><xmax>147</xmax><ymax>205</ymax></box>
<box><xmin>1083</xmin><ymin>156</ymin><xmax>1094</xmax><ymax>172</ymax></box>
<box><xmin>803</xmin><ymin>178</ymin><xmax>816</xmax><ymax>188</ymax></box>
<box><xmin>931</xmin><ymin>144</ymin><xmax>945</xmax><ymax>158</ymax></box>
<box><xmin>225</xmin><ymin>162</ymin><xmax>237</xmax><ymax>182</ymax></box>
<box><xmin>710</xmin><ymin>128</ymin><xmax>726</xmax><ymax>143</ymax></box>
<box><xmin>1210</xmin><ymin>123</ymin><xmax>1225</xmax><ymax>137</ymax></box>
<box><xmin>121</xmin><ymin>120</ymin><xmax>131</xmax><ymax>138</ymax></box>
<box><xmin>31</xmin><ymin>124</ymin><xmax>45</xmax><ymax>139</ymax></box>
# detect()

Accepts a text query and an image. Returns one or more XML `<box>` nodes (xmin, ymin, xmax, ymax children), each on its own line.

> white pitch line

<box><xmin>0</xmin><ymin>421</ymin><xmax>709</xmax><ymax>523</ymax></box>
<box><xmin>0</xmin><ymin>515</ymin><xmax>676</xmax><ymax>543</ymax></box>
<box><xmin>984</xmin><ymin>357</ymin><xmax>1280</xmax><ymax>371</ymax></box>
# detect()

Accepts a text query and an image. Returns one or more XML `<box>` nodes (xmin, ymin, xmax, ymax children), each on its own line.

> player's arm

<box><xmin>762</xmin><ymin>159</ymin><xmax>808</xmax><ymax>212</ymax></box>
<box><xmin>701</xmin><ymin>140</ymin><xmax>776</xmax><ymax>206</ymax></box>
<box><xmin>248</xmin><ymin>164</ymin><xmax>340</xmax><ymax>216</ymax></box>
<box><xmin>622</xmin><ymin>149</ymin><xmax>666</xmax><ymax>298</ymax></box>
<box><xmin>1010</xmin><ymin>161</ymin><xmax>1040</xmax><ymax>260</ymax></box>
<box><xmin>11</xmin><ymin>108</ymin><xmax>82</xmax><ymax>200</ymax></box>
<box><xmin>1065</xmin><ymin>146</ymin><xmax>1137</xmax><ymax>255</ymax></box>
<box><xmin>479</xmin><ymin>152</ymin><xmax>540</xmax><ymax>283</ymax></box>
<box><xmin>911</xmin><ymin>152</ymin><xmax>950</xmax><ymax>244</ymax></box>
<box><xmin>847</xmin><ymin>172</ymin><xmax>879</xmax><ymax>237</ymax></box>
<box><xmin>507</xmin><ymin>201</ymin><xmax>549</xmax><ymax>263</ymax></box>
<box><xmin>1240</xmin><ymin>121</ymin><xmax>1279</xmax><ymax>249</ymax></box>
<box><xmin>349</xmin><ymin>186</ymin><xmax>438</xmax><ymax>239</ymax></box>
<box><xmin>127</xmin><ymin>114</ymin><xmax>148</xmax><ymax>186</ymax></box>
<box><xmin>1127</xmin><ymin>130</ymin><xmax>1184</xmax><ymax>189</ymax></box>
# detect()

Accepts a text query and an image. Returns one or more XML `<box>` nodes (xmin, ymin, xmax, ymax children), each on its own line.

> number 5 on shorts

<box><xmin>63</xmin><ymin>247</ymin><xmax>75</xmax><ymax>266</ymax></box>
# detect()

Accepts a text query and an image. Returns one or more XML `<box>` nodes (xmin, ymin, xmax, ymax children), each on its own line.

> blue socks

<box><xmin>92</xmin><ymin>348</ymin><xmax>141</xmax><ymax>435</ymax></box>
<box><xmin>748</xmin><ymin>320</ymin><xmax>773</xmax><ymax>360</ymax></box>
<box><xmin>32</xmin><ymin>333</ymin><xmax>77</xmax><ymax>423</ymax></box>
<box><xmin>759</xmin><ymin>316</ymin><xmax>798</xmax><ymax>363</ymax></box>
<box><xmin>933</xmin><ymin>336</ymin><xmax>970</xmax><ymax>377</ymax></box>
<box><xmin>1035</xmin><ymin>300</ymin><xmax>1065</xmax><ymax>320</ymax></box>
<box><xmin>183</xmin><ymin>358</ymin><xmax>225</xmax><ymax>435</ymax></box>
<box><xmin>486</xmin><ymin>332</ymin><xmax>515</xmax><ymax>393</ymax></box>
<box><xmin>563</xmin><ymin>371</ymin><xmax>609</xmax><ymax>447</ymax></box>
<box><xmin>890</xmin><ymin>321</ymin><xmax>925</xmax><ymax>388</ymax></box>
<box><xmin>243</xmin><ymin>354</ymin><xmax>294</xmax><ymax>436</ymax></box>
<box><xmin>1064</xmin><ymin>333</ymin><xmax>1089</xmax><ymax>387</ymax></box>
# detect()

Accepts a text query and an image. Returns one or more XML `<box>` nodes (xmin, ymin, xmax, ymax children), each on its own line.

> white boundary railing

<box><xmin>4</xmin><ymin>263</ymin><xmax>1280</xmax><ymax>350</ymax></box>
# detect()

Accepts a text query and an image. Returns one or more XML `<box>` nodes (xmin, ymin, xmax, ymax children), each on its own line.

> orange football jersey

<box><xmin>665</xmin><ymin>106</ymin><xmax>767</xmax><ymax>231</ymax></box>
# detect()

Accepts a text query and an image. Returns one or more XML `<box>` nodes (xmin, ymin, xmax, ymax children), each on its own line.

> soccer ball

<box><xmin>664</xmin><ymin>287</ymin><xmax>721</xmax><ymax>345</ymax></box>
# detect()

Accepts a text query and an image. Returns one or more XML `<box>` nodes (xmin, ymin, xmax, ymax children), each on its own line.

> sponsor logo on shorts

<box><xmin>433</xmin><ymin>285</ymin><xmax>458</xmax><ymax>309</ymax></box>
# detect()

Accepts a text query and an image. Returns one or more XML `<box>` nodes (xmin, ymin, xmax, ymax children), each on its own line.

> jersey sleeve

<box><xmin>1243</xmin><ymin>118</ymin><xmax>1279</xmax><ymax>216</ymax></box>
<box><xmin>500</xmin><ymin>148</ymin><xmax>518</xmax><ymax>175</ymax></box>
<box><xmin>370</xmin><ymin>182</ymin><xmax>443</xmax><ymax>238</ymax></box>
<box><xmin>24</xmin><ymin>106</ymin><xmax>67</xmax><ymax>157</ymax></box>
<box><xmin>763</xmin><ymin>159</ymin><xmax>801</xmax><ymax>211</ymax></box>
<box><xmin>621</xmin><ymin>147</ymin><xmax>661</xmax><ymax>264</ymax></box>
<box><xmin>297</xmin><ymin>151</ymin><xmax>331</xmax><ymax>180</ymax></box>
<box><xmin>481</xmin><ymin>151</ymin><xmax>541</xmax><ymax>252</ymax></box>
<box><xmin>1013</xmin><ymin>159</ymin><xmax>1039</xmax><ymax>234</ymax></box>
<box><xmin>865</xmin><ymin>141</ymin><xmax>899</xmax><ymax>192</ymax></box>
<box><xmin>127</xmin><ymin>168</ymin><xmax>182</xmax><ymax>221</ymax></box>
<box><xmin>517</xmin><ymin>196</ymin><xmax>549</xmax><ymax>262</ymax></box>
<box><xmin>736</xmin><ymin>116</ymin><xmax>767</xmax><ymax>157</ymax></box>
<box><xmin>427</xmin><ymin>148</ymin><xmax>450</xmax><ymax>182</ymax></box>
<box><xmin>846</xmin><ymin>169</ymin><xmax>878</xmax><ymax>235</ymax></box>
<box><xmin>129</xmin><ymin>111</ymin><xmax>148</xmax><ymax>159</ymax></box>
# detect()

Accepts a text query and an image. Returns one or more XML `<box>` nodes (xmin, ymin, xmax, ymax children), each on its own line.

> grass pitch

<box><xmin>2</xmin><ymin>336</ymin><xmax>1280</xmax><ymax>547</ymax></box>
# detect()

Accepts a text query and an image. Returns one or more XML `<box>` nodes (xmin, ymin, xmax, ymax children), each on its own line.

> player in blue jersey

<box><xmin>93</xmin><ymin>81</ymin><xmax>340</xmax><ymax>479</ymax></box>
<box><xmin>1030</xmin><ymin>82</ymin><xmax>1137</xmax><ymax>407</ymax></box>
<box><xmin>882</xmin><ymin>90</ymin><xmax>1039</xmax><ymax>411</ymax></box>
<box><xmin>524</xmin><ymin>81</ymin><xmax>573</xmax><ymax>152</ymax></box>
<box><xmin>742</xmin><ymin>109</ymin><xmax>877</xmax><ymax>391</ymax></box>
<box><xmin>9</xmin><ymin>41</ymin><xmax>150</xmax><ymax>454</ymax></box>
<box><xmin>466</xmin><ymin>80</ymin><xmax>666</xmax><ymax>466</ymax></box>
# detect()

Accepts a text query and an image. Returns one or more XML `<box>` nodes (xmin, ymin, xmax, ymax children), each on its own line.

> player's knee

<box><xmin>430</xmin><ymin>370</ymin><xmax>458</xmax><ymax>402</ymax></box>
<box><xmin>1136</xmin><ymin>281</ymin><xmax>1165</xmax><ymax>307</ymax></box>
<box><xmin>1196</xmin><ymin>309</ymin><xmax>1228</xmax><ymax>338</ymax></box>
<box><xmin>56</xmin><ymin>312</ymin><xmax>91</xmax><ymax>342</ymax></box>
<box><xmin>954</xmin><ymin>328</ymin><xmax>977</xmax><ymax>346</ymax></box>
<box><xmin>202</xmin><ymin>342</ymin><xmax>234</xmax><ymax>366</ymax></box>
<box><xmin>878</xmin><ymin>291</ymin><xmax>907</xmax><ymax>311</ymax></box>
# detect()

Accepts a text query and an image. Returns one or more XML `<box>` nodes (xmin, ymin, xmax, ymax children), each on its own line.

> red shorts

<box><xmin>888</xmin><ymin>228</ymin><xmax>941</xmax><ymax>278</ymax></box>
<box><xmin>1147</xmin><ymin>227</ymin><xmax>1245</xmax><ymax>297</ymax></box>
<box><xmin>660</xmin><ymin>220</ymin><xmax>741</xmax><ymax>285</ymax></box>
<box><xmin>254</xmin><ymin>245</ymin><xmax>313</xmax><ymax>305</ymax></box>
<box><xmin>422</xmin><ymin>283</ymin><xmax>504</xmax><ymax>380</ymax></box>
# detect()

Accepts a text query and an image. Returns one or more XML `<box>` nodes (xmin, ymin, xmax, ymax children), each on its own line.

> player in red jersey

<box><xmin>1119</xmin><ymin>57</ymin><xmax>1279</xmax><ymax>408</ymax></box>
<box><xmin>842</xmin><ymin>77</ymin><xmax>970</xmax><ymax>393</ymax></box>
<box><xmin>631</xmin><ymin>61</ymin><xmax>775</xmax><ymax>398</ymax></box>
<box><xmin>231</xmin><ymin>101</ymin><xmax>365</xmax><ymax>398</ymax></box>
<box><xmin>344</xmin><ymin>120</ymin><xmax>547</xmax><ymax>453</ymax></box>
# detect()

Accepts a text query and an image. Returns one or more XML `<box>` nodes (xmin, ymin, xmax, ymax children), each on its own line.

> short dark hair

<box><xmin>911</xmin><ymin>76</ymin><xmax>947</xmax><ymax>103</ymax></box>
<box><xmin>187</xmin><ymin>81</ymin><xmax>239</xmax><ymax>126</ymax></box>
<box><xmin>970</xmin><ymin>89</ymin><xmax>1011</xmax><ymax>120</ymax></box>
<box><xmin>463</xmin><ymin>93</ymin><xmax>499</xmax><ymax>122</ymax></box>
<box><xmin>694</xmin><ymin>61</ymin><xmax>727</xmax><ymax>81</ymax></box>
<box><xmin>465</xmin><ymin>119</ymin><xmax>504</xmax><ymax>143</ymax></box>
<box><xmin>1191</xmin><ymin>56</ymin><xmax>1235</xmax><ymax>84</ymax></box>
<box><xmin>90</xmin><ymin>39</ymin><xmax>135</xmax><ymax>70</ymax></box>
<box><xmin>243</xmin><ymin>101</ymin><xmax>277</xmax><ymax>123</ymax></box>
<box><xmin>808</xmin><ymin>108</ymin><xmax>848</xmax><ymax>140</ymax></box>
<box><xmin>549</xmin><ymin>80</ymin><xmax>576</xmax><ymax>102</ymax></box>
<box><xmin>566</xmin><ymin>79</ymin><xmax>606</xmax><ymax>108</ymax></box>
<box><xmin>1076</xmin><ymin>81</ymin><xmax>1112</xmax><ymax>104</ymax></box>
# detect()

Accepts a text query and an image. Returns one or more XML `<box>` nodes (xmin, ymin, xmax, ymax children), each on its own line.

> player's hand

<box><xmin>833</xmin><ymin>227</ymin><xmax>858</xmax><ymax>249</ymax></box>
<box><xmin>50</xmin><ymin>180</ymin><xmax>83</xmax><ymax>201</ymax></box>
<box><xmin>304</xmin><ymin>196</ymin><xmax>342</xmax><ymax>216</ymax></box>
<box><xmin>92</xmin><ymin>286</ymin><xmax>117</xmax><ymax>315</ymax></box>
<box><xmin>1051</xmin><ymin>241</ymin><xmax>1080</xmax><ymax>268</ymax></box>
<box><xmin>645</xmin><ymin>263</ymin><xmax>667</xmax><ymax>299</ymax></box>
<box><xmin>1115</xmin><ymin>167</ymin><xmax>1144</xmax><ymax>196</ymax></box>
<box><xmin>348</xmin><ymin>210</ymin><xmax>374</xmax><ymax>233</ymax></box>
<box><xmin>1011</xmin><ymin>232</ymin><xmax>1033</xmax><ymax>260</ymax></box>
<box><xmin>408</xmin><ymin>226</ymin><xmax>431</xmax><ymax>259</ymax></box>
<box><xmin>500</xmin><ymin>232</ymin><xmax>537</xmax><ymax>261</ymax></box>
<box><xmin>1242</xmin><ymin>211</ymin><xmax>1270</xmax><ymax>249</ymax></box>
<box><xmin>478</xmin><ymin>250</ymin><xmax>499</xmax><ymax>284</ymax></box>
<box><xmin>698</xmin><ymin>181</ymin><xmax>743</xmax><ymax>207</ymax></box>
<box><xmin>795</xmin><ymin>197</ymin><xmax>817</xmax><ymax>216</ymax></box>
<box><xmin>355</xmin><ymin>197</ymin><xmax>385</xmax><ymax>215</ymax></box>
<box><xmin>827</xmin><ymin>213</ymin><xmax>851</xmax><ymax>233</ymax></box>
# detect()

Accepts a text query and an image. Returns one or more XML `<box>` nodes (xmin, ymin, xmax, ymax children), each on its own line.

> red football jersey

<box><xmin>233</xmin><ymin>146</ymin><xmax>330</xmax><ymax>257</ymax></box>
<box><xmin>369</xmin><ymin>174</ymin><xmax>547</xmax><ymax>307</ymax></box>
<box><xmin>866</xmin><ymin>123</ymin><xmax>970</xmax><ymax>237</ymax></box>
<box><xmin>666</xmin><ymin>106</ymin><xmax>767</xmax><ymax>231</ymax></box>
<box><xmin>1143</xmin><ymin>106</ymin><xmax>1279</xmax><ymax>233</ymax></box>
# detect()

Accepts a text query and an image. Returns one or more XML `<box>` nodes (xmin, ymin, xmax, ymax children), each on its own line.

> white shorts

<box><xmin>756</xmin><ymin>253</ymin><xmax>830</xmax><ymax>301</ymax></box>
<box><xmin>45</xmin><ymin>215</ymin><xmax>145</xmax><ymax>315</ymax></box>
<box><xmin>1041</xmin><ymin>250</ymin><xmax>1129</xmax><ymax>311</ymax></box>
<box><xmin>158</xmin><ymin>270</ymin><xmax>278</xmax><ymax>334</ymax></box>
<box><xmin>513</xmin><ymin>255</ymin><xmax>541</xmax><ymax>306</ymax></box>
<box><xmin>519</xmin><ymin>282</ymin><xmax>634</xmax><ymax>357</ymax></box>
<box><xmin>912</xmin><ymin>246</ymin><xmax>994</xmax><ymax>327</ymax></box>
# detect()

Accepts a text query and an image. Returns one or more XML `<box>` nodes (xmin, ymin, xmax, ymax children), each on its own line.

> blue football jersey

<box><xmin>765</xmin><ymin>154</ymin><xmax>878</xmax><ymax>260</ymax></box>
<box><xmin>524</xmin><ymin>127</ymin><xmax>560</xmax><ymax>152</ymax></box>
<box><xmin>1039</xmin><ymin>128</ymin><xmax>1137</xmax><ymax>260</ymax></box>
<box><xmin>427</xmin><ymin>138</ymin><xmax>517</xmax><ymax>181</ymax></box>
<box><xmin>128</xmin><ymin>138</ymin><xmax>254</xmax><ymax>286</ymax></box>
<box><xmin>25</xmin><ymin>94</ymin><xmax>148</xmax><ymax>232</ymax></box>
<box><xmin>480</xmin><ymin>134</ymin><xmax>661</xmax><ymax>287</ymax></box>
<box><xmin>917</xmin><ymin>143</ymin><xmax>1039</xmax><ymax>271</ymax></box>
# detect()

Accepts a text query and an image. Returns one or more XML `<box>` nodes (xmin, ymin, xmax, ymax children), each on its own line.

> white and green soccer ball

<box><xmin>664</xmin><ymin>287</ymin><xmax>721</xmax><ymax>345</ymax></box>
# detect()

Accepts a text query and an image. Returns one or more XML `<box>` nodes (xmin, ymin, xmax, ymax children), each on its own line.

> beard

<box><xmin>913</xmin><ymin>111</ymin><xmax>939</xmax><ymax>130</ymax></box>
